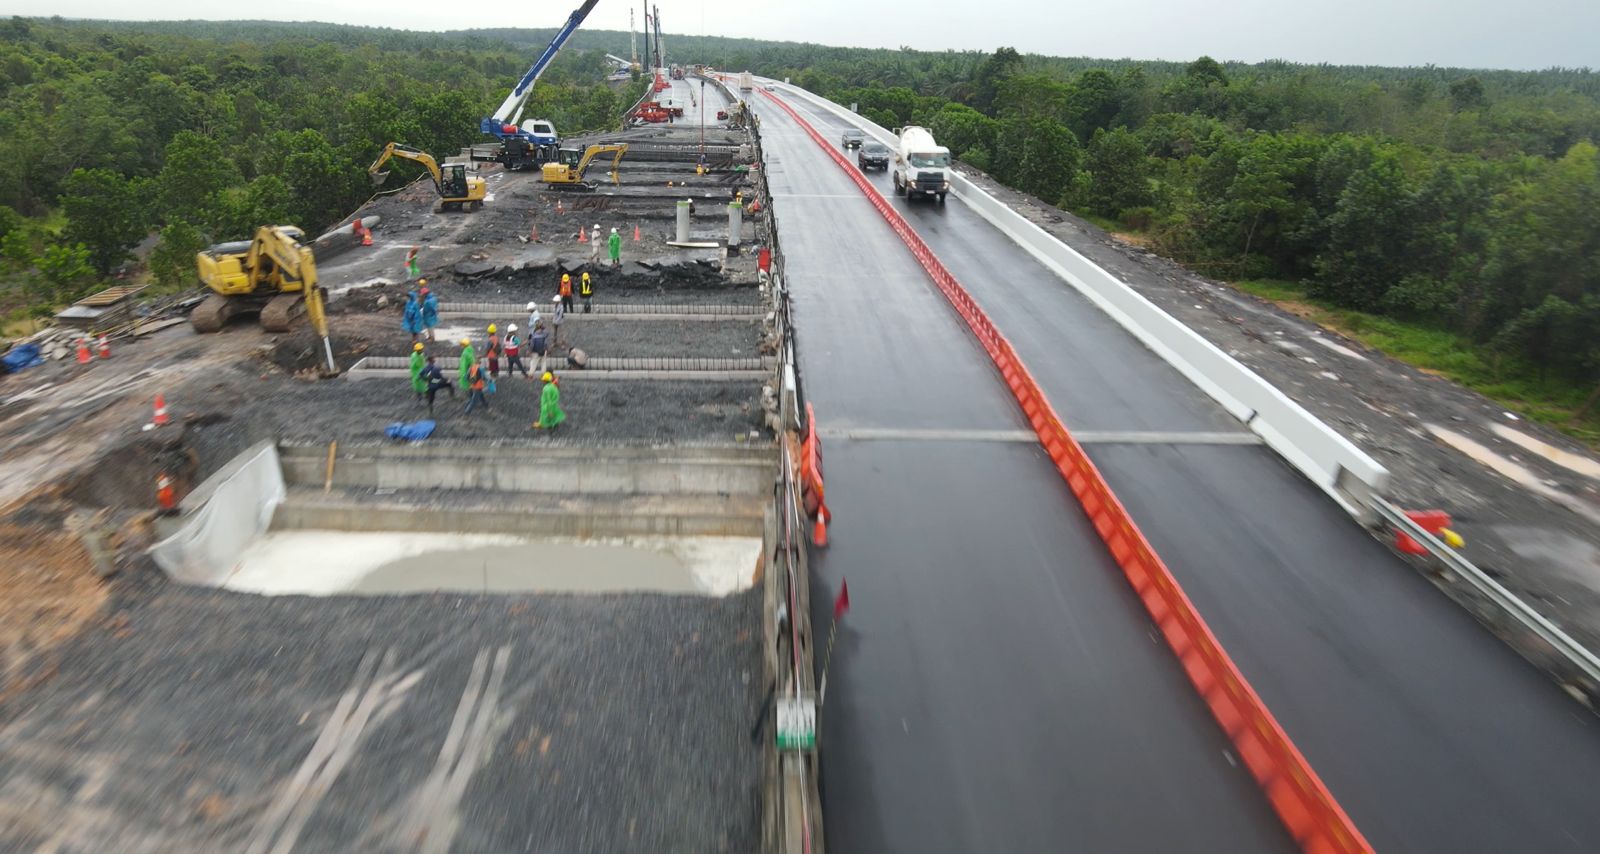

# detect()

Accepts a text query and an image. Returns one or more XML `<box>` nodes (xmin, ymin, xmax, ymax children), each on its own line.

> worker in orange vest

<box><xmin>558</xmin><ymin>273</ymin><xmax>574</xmax><ymax>312</ymax></box>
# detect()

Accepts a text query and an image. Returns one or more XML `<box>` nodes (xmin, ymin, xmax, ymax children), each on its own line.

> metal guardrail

<box><xmin>1372</xmin><ymin>498</ymin><xmax>1600</xmax><ymax>690</ymax></box>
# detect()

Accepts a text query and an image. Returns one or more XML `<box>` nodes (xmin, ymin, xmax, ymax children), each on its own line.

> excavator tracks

<box><xmin>189</xmin><ymin>294</ymin><xmax>237</xmax><ymax>333</ymax></box>
<box><xmin>259</xmin><ymin>294</ymin><xmax>307</xmax><ymax>333</ymax></box>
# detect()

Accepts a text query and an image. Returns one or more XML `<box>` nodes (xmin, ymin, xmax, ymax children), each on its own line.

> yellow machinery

<box><xmin>541</xmin><ymin>143</ymin><xmax>628</xmax><ymax>189</ymax></box>
<box><xmin>191</xmin><ymin>226</ymin><xmax>337</xmax><ymax>373</ymax></box>
<box><xmin>368</xmin><ymin>142</ymin><xmax>487</xmax><ymax>212</ymax></box>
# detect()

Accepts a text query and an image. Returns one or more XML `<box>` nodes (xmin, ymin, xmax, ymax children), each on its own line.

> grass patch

<box><xmin>1234</xmin><ymin>279</ymin><xmax>1600</xmax><ymax>447</ymax></box>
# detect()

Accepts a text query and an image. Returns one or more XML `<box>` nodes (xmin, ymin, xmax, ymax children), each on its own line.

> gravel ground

<box><xmin>0</xmin><ymin>568</ymin><xmax>765</xmax><ymax>853</ymax></box>
<box><xmin>347</xmin><ymin>318</ymin><xmax>764</xmax><ymax>362</ymax></box>
<box><xmin>180</xmin><ymin>363</ymin><xmax>767</xmax><ymax>469</ymax></box>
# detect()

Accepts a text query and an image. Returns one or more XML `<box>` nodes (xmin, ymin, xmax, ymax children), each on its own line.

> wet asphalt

<box><xmin>762</xmin><ymin>87</ymin><xmax>1600</xmax><ymax>853</ymax></box>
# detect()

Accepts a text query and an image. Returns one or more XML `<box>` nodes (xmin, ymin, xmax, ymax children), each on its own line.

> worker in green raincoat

<box><xmin>457</xmin><ymin>338</ymin><xmax>476</xmax><ymax>390</ymax></box>
<box><xmin>408</xmin><ymin>342</ymin><xmax>427</xmax><ymax>400</ymax></box>
<box><xmin>534</xmin><ymin>371</ymin><xmax>565</xmax><ymax>430</ymax></box>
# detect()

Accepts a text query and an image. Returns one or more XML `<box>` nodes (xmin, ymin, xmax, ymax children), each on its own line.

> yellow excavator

<box><xmin>190</xmin><ymin>225</ymin><xmax>337</xmax><ymax>374</ymax></box>
<box><xmin>541</xmin><ymin>143</ymin><xmax>628</xmax><ymax>189</ymax></box>
<box><xmin>368</xmin><ymin>142</ymin><xmax>487</xmax><ymax>212</ymax></box>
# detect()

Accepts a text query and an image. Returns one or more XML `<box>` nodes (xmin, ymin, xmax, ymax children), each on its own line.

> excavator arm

<box><xmin>368</xmin><ymin>142</ymin><xmax>444</xmax><ymax>195</ymax></box>
<box><xmin>247</xmin><ymin>226</ymin><xmax>336</xmax><ymax>373</ymax></box>
<box><xmin>576</xmin><ymin>143</ymin><xmax>629</xmax><ymax>184</ymax></box>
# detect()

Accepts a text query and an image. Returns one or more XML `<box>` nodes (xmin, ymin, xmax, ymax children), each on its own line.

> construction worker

<box><xmin>464</xmin><ymin>358</ymin><xmax>490</xmax><ymax>414</ymax></box>
<box><xmin>504</xmin><ymin>324</ymin><xmax>529</xmax><ymax>378</ymax></box>
<box><xmin>589</xmin><ymin>224</ymin><xmax>601</xmax><ymax>264</ymax></box>
<box><xmin>420</xmin><ymin>356</ymin><xmax>453</xmax><ymax>414</ymax></box>
<box><xmin>485</xmin><ymin>324</ymin><xmax>502</xmax><ymax>379</ymax></box>
<box><xmin>529</xmin><ymin>322</ymin><xmax>549</xmax><ymax>375</ymax></box>
<box><xmin>608</xmin><ymin>226</ymin><xmax>622</xmax><ymax>268</ymax></box>
<box><xmin>533</xmin><ymin>371</ymin><xmax>565</xmax><ymax>430</ymax></box>
<box><xmin>457</xmin><ymin>337</ymin><xmax>476</xmax><ymax>391</ymax></box>
<box><xmin>580</xmin><ymin>272</ymin><xmax>594</xmax><ymax>313</ymax></box>
<box><xmin>402</xmin><ymin>290</ymin><xmax>423</xmax><ymax>342</ymax></box>
<box><xmin>558</xmin><ymin>273</ymin><xmax>574</xmax><ymax>312</ymax></box>
<box><xmin>551</xmin><ymin>296</ymin><xmax>566</xmax><ymax>349</ymax></box>
<box><xmin>404</xmin><ymin>246</ymin><xmax>420</xmax><ymax>280</ymax></box>
<box><xmin>408</xmin><ymin>342</ymin><xmax>427</xmax><ymax>401</ymax></box>
<box><xmin>526</xmin><ymin>301</ymin><xmax>542</xmax><ymax>337</ymax></box>
<box><xmin>420</xmin><ymin>283</ymin><xmax>438</xmax><ymax>342</ymax></box>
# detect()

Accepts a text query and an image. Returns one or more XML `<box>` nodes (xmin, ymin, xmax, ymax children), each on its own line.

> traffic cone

<box><xmin>577</xmin><ymin>228</ymin><xmax>587</xmax><ymax>243</ymax></box>
<box><xmin>633</xmin><ymin>224</ymin><xmax>641</xmax><ymax>242</ymax></box>
<box><xmin>530</xmin><ymin>223</ymin><xmax>539</xmax><ymax>242</ymax></box>
<box><xmin>97</xmin><ymin>335</ymin><xmax>110</xmax><ymax>360</ymax></box>
<box><xmin>360</xmin><ymin>224</ymin><xmax>372</xmax><ymax>247</ymax></box>
<box><xmin>152</xmin><ymin>393</ymin><xmax>170</xmax><ymax>427</ymax></box>
<box><xmin>76</xmin><ymin>338</ymin><xmax>91</xmax><ymax>364</ymax></box>
<box><xmin>156</xmin><ymin>473</ymin><xmax>176</xmax><ymax>512</ymax></box>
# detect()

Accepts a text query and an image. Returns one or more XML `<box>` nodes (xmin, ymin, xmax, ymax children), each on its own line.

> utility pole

<box><xmin>641</xmin><ymin>1</ymin><xmax>650</xmax><ymax>72</ymax></box>
<box><xmin>629</xmin><ymin>8</ymin><xmax>638</xmax><ymax>70</ymax></box>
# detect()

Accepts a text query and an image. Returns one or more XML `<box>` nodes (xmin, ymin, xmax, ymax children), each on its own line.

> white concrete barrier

<box><xmin>760</xmin><ymin>79</ymin><xmax>1390</xmax><ymax>517</ymax></box>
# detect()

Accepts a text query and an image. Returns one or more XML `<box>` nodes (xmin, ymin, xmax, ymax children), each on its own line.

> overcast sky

<box><xmin>11</xmin><ymin>0</ymin><xmax>1599</xmax><ymax>70</ymax></box>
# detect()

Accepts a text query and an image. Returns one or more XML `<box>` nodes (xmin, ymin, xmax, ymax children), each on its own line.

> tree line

<box><xmin>0</xmin><ymin>17</ymin><xmax>634</xmax><ymax>324</ymax></box>
<box><xmin>667</xmin><ymin>41</ymin><xmax>1600</xmax><ymax>421</ymax></box>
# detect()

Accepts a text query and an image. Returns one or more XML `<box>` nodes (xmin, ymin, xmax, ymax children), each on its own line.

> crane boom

<box><xmin>481</xmin><ymin>0</ymin><xmax>601</xmax><ymax>141</ymax></box>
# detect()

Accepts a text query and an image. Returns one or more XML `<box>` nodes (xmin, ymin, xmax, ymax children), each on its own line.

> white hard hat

<box><xmin>593</xmin><ymin>223</ymin><xmax>600</xmax><ymax>229</ymax></box>
<box><xmin>508</xmin><ymin>323</ymin><xmax>518</xmax><ymax>331</ymax></box>
<box><xmin>553</xmin><ymin>295</ymin><xmax>562</xmax><ymax>303</ymax></box>
<box><xmin>611</xmin><ymin>227</ymin><xmax>618</xmax><ymax>233</ymax></box>
<box><xmin>526</xmin><ymin>301</ymin><xmax>537</xmax><ymax>311</ymax></box>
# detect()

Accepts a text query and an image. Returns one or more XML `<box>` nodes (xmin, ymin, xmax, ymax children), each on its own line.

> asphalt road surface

<box><xmin>764</xmin><ymin>84</ymin><xmax>1600</xmax><ymax>853</ymax></box>
<box><xmin>754</xmin><ymin>90</ymin><xmax>1292</xmax><ymax>853</ymax></box>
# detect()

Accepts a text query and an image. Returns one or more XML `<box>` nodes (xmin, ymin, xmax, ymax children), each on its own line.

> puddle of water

<box><xmin>1309</xmin><ymin>335</ymin><xmax>1368</xmax><ymax>362</ymax></box>
<box><xmin>223</xmin><ymin>531</ymin><xmax>760</xmax><ymax>597</ymax></box>
<box><xmin>1492</xmin><ymin>525</ymin><xmax>1600</xmax><ymax>592</ymax></box>
<box><xmin>1491</xmin><ymin>423</ymin><xmax>1600</xmax><ymax>482</ymax></box>
<box><xmin>1426</xmin><ymin>424</ymin><xmax>1600</xmax><ymax>527</ymax></box>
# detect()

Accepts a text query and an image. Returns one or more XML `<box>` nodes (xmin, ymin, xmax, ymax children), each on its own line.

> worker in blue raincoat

<box><xmin>419</xmin><ymin>282</ymin><xmax>439</xmax><ymax>342</ymax></box>
<box><xmin>402</xmin><ymin>290</ymin><xmax>424</xmax><ymax>342</ymax></box>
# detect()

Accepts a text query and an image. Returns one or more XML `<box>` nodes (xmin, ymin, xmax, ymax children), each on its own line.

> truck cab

<box><xmin>892</xmin><ymin>126</ymin><xmax>951</xmax><ymax>203</ymax></box>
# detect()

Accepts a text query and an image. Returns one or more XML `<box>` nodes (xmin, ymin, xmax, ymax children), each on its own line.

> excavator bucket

<box><xmin>370</xmin><ymin>170</ymin><xmax>391</xmax><ymax>187</ymax></box>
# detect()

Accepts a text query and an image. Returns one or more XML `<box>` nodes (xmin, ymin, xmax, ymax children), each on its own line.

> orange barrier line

<box><xmin>759</xmin><ymin>87</ymin><xmax>1372</xmax><ymax>854</ymax></box>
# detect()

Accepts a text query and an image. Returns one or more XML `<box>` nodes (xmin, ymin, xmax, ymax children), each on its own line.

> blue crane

<box><xmin>480</xmin><ymin>0</ymin><xmax>601</xmax><ymax>145</ymax></box>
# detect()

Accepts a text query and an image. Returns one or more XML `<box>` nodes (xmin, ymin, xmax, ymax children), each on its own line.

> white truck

<box><xmin>738</xmin><ymin>71</ymin><xmax>754</xmax><ymax>92</ymax></box>
<box><xmin>892</xmin><ymin>126</ymin><xmax>951</xmax><ymax>203</ymax></box>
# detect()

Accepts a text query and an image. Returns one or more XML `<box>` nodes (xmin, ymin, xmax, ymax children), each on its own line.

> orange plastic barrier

<box><xmin>800</xmin><ymin>402</ymin><xmax>830</xmax><ymax>546</ymax></box>
<box><xmin>760</xmin><ymin>88</ymin><xmax>1372</xmax><ymax>854</ymax></box>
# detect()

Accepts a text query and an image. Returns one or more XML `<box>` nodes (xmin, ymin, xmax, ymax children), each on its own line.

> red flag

<box><xmin>832</xmin><ymin>579</ymin><xmax>850</xmax><ymax>621</ymax></box>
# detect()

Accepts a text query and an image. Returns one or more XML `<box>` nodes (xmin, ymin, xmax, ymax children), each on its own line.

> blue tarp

<box><xmin>1</xmin><ymin>344</ymin><xmax>44</xmax><ymax>372</ymax></box>
<box><xmin>384</xmin><ymin>419</ymin><xmax>436</xmax><ymax>441</ymax></box>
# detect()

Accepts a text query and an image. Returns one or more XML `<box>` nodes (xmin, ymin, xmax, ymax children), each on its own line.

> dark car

<box><xmin>857</xmin><ymin>141</ymin><xmax>890</xmax><ymax>171</ymax></box>
<box><xmin>841</xmin><ymin>129</ymin><xmax>865</xmax><ymax>149</ymax></box>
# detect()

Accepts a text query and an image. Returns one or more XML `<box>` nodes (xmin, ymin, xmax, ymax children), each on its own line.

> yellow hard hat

<box><xmin>542</xmin><ymin>371</ymin><xmax>554</xmax><ymax>382</ymax></box>
<box><xmin>561</xmin><ymin>273</ymin><xmax>571</xmax><ymax>282</ymax></box>
<box><xmin>413</xmin><ymin>342</ymin><xmax>424</xmax><ymax>351</ymax></box>
<box><xmin>582</xmin><ymin>272</ymin><xmax>590</xmax><ymax>280</ymax></box>
<box><xmin>460</xmin><ymin>338</ymin><xmax>471</xmax><ymax>346</ymax></box>
<box><xmin>418</xmin><ymin>278</ymin><xmax>428</xmax><ymax>286</ymax></box>
<box><xmin>488</xmin><ymin>323</ymin><xmax>497</xmax><ymax>333</ymax></box>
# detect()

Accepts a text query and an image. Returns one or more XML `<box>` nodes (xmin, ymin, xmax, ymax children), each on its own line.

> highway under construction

<box><xmin>4</xmin><ymin>35</ymin><xmax>1600</xmax><ymax>854</ymax></box>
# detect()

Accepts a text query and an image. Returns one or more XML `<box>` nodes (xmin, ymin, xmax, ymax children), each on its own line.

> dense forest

<box><xmin>0</xmin><ymin>18</ymin><xmax>637</xmax><ymax>327</ymax></box>
<box><xmin>4</xmin><ymin>18</ymin><xmax>1597</xmax><ymax>431</ymax></box>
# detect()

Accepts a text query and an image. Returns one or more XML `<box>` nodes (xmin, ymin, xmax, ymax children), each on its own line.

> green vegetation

<box><xmin>0</xmin><ymin>17</ymin><xmax>639</xmax><ymax>325</ymax></box>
